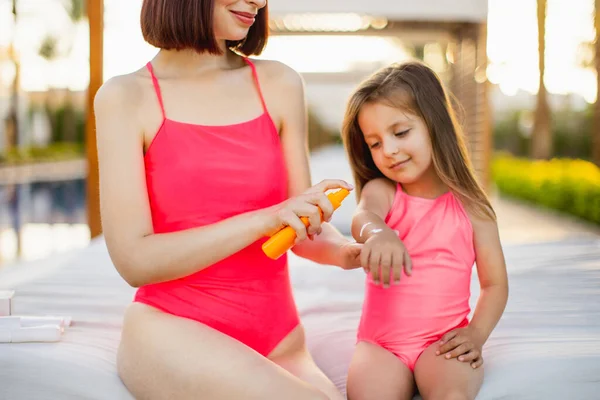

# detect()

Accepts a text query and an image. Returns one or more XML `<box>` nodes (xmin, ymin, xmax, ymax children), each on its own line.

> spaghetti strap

<box><xmin>243</xmin><ymin>58</ymin><xmax>268</xmax><ymax>113</ymax></box>
<box><xmin>146</xmin><ymin>62</ymin><xmax>166</xmax><ymax>119</ymax></box>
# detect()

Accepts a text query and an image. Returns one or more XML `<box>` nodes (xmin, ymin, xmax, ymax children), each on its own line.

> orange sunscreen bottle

<box><xmin>262</xmin><ymin>188</ymin><xmax>350</xmax><ymax>260</ymax></box>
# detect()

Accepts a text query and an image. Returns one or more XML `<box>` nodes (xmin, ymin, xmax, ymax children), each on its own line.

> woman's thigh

<box><xmin>117</xmin><ymin>303</ymin><xmax>330</xmax><ymax>400</ymax></box>
<box><xmin>268</xmin><ymin>326</ymin><xmax>344</xmax><ymax>400</ymax></box>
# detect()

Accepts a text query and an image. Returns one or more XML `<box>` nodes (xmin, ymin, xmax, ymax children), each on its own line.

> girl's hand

<box><xmin>267</xmin><ymin>179</ymin><xmax>353</xmax><ymax>243</ymax></box>
<box><xmin>436</xmin><ymin>326</ymin><xmax>484</xmax><ymax>369</ymax></box>
<box><xmin>361</xmin><ymin>230</ymin><xmax>412</xmax><ymax>287</ymax></box>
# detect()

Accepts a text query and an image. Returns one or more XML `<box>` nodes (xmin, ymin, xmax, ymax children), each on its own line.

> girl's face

<box><xmin>213</xmin><ymin>0</ymin><xmax>266</xmax><ymax>42</ymax></box>
<box><xmin>358</xmin><ymin>101</ymin><xmax>434</xmax><ymax>185</ymax></box>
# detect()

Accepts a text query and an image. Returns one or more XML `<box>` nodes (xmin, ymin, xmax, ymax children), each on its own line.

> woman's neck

<box><xmin>151</xmin><ymin>44</ymin><xmax>242</xmax><ymax>77</ymax></box>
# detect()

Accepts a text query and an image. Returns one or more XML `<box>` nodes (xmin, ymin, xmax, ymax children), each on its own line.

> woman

<box><xmin>94</xmin><ymin>0</ymin><xmax>362</xmax><ymax>398</ymax></box>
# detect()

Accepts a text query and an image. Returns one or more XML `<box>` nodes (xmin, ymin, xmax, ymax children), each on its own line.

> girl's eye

<box><xmin>395</xmin><ymin>129</ymin><xmax>410</xmax><ymax>137</ymax></box>
<box><xmin>369</xmin><ymin>142</ymin><xmax>380</xmax><ymax>149</ymax></box>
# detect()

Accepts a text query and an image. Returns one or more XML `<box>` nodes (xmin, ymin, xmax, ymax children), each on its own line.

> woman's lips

<box><xmin>231</xmin><ymin>11</ymin><xmax>256</xmax><ymax>26</ymax></box>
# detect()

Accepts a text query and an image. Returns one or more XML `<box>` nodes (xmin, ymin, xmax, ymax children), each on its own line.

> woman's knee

<box><xmin>425</xmin><ymin>390</ymin><xmax>471</xmax><ymax>400</ymax></box>
<box><xmin>307</xmin><ymin>389</ymin><xmax>333</xmax><ymax>400</ymax></box>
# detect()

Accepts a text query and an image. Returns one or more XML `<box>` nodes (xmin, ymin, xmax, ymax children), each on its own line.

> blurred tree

<box><xmin>4</xmin><ymin>0</ymin><xmax>20</xmax><ymax>153</ymax></box>
<box><xmin>37</xmin><ymin>0</ymin><xmax>86</xmax><ymax>143</ymax></box>
<box><xmin>594</xmin><ymin>0</ymin><xmax>600</xmax><ymax>166</ymax></box>
<box><xmin>575</xmin><ymin>1</ymin><xmax>600</xmax><ymax>165</ymax></box>
<box><xmin>531</xmin><ymin>0</ymin><xmax>552</xmax><ymax>159</ymax></box>
<box><xmin>413</xmin><ymin>44</ymin><xmax>425</xmax><ymax>61</ymax></box>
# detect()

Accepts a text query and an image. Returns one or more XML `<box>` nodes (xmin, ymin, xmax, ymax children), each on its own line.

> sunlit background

<box><xmin>0</xmin><ymin>0</ymin><xmax>599</xmax><ymax>265</ymax></box>
<box><xmin>0</xmin><ymin>0</ymin><xmax>595</xmax><ymax>97</ymax></box>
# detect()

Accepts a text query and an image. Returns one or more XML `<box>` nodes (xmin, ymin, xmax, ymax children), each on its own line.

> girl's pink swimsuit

<box><xmin>134</xmin><ymin>58</ymin><xmax>300</xmax><ymax>357</ymax></box>
<box><xmin>357</xmin><ymin>184</ymin><xmax>475</xmax><ymax>371</ymax></box>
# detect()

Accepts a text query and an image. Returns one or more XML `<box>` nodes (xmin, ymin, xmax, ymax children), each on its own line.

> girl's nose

<box><xmin>383</xmin><ymin>138</ymin><xmax>400</xmax><ymax>157</ymax></box>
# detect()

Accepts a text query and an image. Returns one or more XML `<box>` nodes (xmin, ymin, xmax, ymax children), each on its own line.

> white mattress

<box><xmin>1</xmin><ymin>237</ymin><xmax>599</xmax><ymax>400</ymax></box>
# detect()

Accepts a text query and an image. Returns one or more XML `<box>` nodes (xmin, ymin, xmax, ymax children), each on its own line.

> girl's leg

<box><xmin>117</xmin><ymin>303</ymin><xmax>332</xmax><ymax>400</ymax></box>
<box><xmin>413</xmin><ymin>343</ymin><xmax>484</xmax><ymax>400</ymax></box>
<box><xmin>346</xmin><ymin>341</ymin><xmax>415</xmax><ymax>400</ymax></box>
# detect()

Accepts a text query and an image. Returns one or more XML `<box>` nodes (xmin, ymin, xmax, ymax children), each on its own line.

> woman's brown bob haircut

<box><xmin>141</xmin><ymin>0</ymin><xmax>269</xmax><ymax>56</ymax></box>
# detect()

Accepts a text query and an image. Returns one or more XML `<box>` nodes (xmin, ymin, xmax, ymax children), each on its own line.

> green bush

<box><xmin>493</xmin><ymin>110</ymin><xmax>530</xmax><ymax>156</ymax></box>
<box><xmin>45</xmin><ymin>101</ymin><xmax>86</xmax><ymax>144</ymax></box>
<box><xmin>492</xmin><ymin>154</ymin><xmax>600</xmax><ymax>224</ymax></box>
<box><xmin>493</xmin><ymin>106</ymin><xmax>592</xmax><ymax>160</ymax></box>
<box><xmin>0</xmin><ymin>142</ymin><xmax>84</xmax><ymax>165</ymax></box>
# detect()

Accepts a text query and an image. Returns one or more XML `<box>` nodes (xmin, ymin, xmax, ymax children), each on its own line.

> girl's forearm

<box><xmin>469</xmin><ymin>283</ymin><xmax>509</xmax><ymax>344</ymax></box>
<box><xmin>351</xmin><ymin>210</ymin><xmax>395</xmax><ymax>243</ymax></box>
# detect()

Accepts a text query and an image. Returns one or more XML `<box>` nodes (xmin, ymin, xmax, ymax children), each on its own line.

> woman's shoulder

<box><xmin>93</xmin><ymin>67</ymin><xmax>156</xmax><ymax>143</ymax></box>
<box><xmin>94</xmin><ymin>69</ymin><xmax>147</xmax><ymax>114</ymax></box>
<box><xmin>244</xmin><ymin>58</ymin><xmax>305</xmax><ymax>127</ymax></box>
<box><xmin>247</xmin><ymin>58</ymin><xmax>304</xmax><ymax>91</ymax></box>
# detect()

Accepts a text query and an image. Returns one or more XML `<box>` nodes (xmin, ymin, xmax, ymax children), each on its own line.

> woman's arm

<box><xmin>467</xmin><ymin>214</ymin><xmax>509</xmax><ymax>344</ymax></box>
<box><xmin>260</xmin><ymin>61</ymin><xmax>354</xmax><ymax>267</ymax></box>
<box><xmin>265</xmin><ymin>61</ymin><xmax>360</xmax><ymax>268</ymax></box>
<box><xmin>94</xmin><ymin>74</ymin><xmax>346</xmax><ymax>288</ymax></box>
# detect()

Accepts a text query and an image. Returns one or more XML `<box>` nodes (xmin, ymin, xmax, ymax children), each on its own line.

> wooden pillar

<box><xmin>450</xmin><ymin>23</ymin><xmax>492</xmax><ymax>191</ymax></box>
<box><xmin>86</xmin><ymin>0</ymin><xmax>103</xmax><ymax>238</ymax></box>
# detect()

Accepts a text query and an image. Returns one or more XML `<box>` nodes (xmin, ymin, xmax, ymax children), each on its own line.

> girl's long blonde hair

<box><xmin>341</xmin><ymin>61</ymin><xmax>495</xmax><ymax>220</ymax></box>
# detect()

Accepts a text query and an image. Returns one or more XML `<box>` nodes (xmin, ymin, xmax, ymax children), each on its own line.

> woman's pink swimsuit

<box><xmin>357</xmin><ymin>184</ymin><xmax>475</xmax><ymax>371</ymax></box>
<box><xmin>134</xmin><ymin>58</ymin><xmax>300</xmax><ymax>357</ymax></box>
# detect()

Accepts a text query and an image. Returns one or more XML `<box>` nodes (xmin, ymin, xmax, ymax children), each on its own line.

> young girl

<box><xmin>341</xmin><ymin>61</ymin><xmax>509</xmax><ymax>400</ymax></box>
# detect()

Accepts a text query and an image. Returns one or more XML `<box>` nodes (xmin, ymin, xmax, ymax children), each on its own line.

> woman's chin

<box><xmin>221</xmin><ymin>30</ymin><xmax>250</xmax><ymax>43</ymax></box>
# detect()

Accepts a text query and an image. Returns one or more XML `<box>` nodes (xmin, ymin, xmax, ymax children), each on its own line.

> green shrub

<box><xmin>0</xmin><ymin>142</ymin><xmax>84</xmax><ymax>165</ymax></box>
<box><xmin>493</xmin><ymin>106</ymin><xmax>592</xmax><ymax>160</ymax></box>
<box><xmin>492</xmin><ymin>153</ymin><xmax>600</xmax><ymax>224</ymax></box>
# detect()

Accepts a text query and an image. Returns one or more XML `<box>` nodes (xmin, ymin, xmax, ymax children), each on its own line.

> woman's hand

<box><xmin>338</xmin><ymin>242</ymin><xmax>363</xmax><ymax>270</ymax></box>
<box><xmin>436</xmin><ymin>326</ymin><xmax>485</xmax><ymax>369</ymax></box>
<box><xmin>266</xmin><ymin>179</ymin><xmax>353</xmax><ymax>244</ymax></box>
<box><xmin>361</xmin><ymin>230</ymin><xmax>412</xmax><ymax>287</ymax></box>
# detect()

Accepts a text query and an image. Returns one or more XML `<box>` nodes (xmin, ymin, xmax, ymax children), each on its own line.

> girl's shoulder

<box><xmin>463</xmin><ymin>202</ymin><xmax>499</xmax><ymax>239</ymax></box>
<box><xmin>362</xmin><ymin>178</ymin><xmax>397</xmax><ymax>201</ymax></box>
<box><xmin>359</xmin><ymin>178</ymin><xmax>398</xmax><ymax>219</ymax></box>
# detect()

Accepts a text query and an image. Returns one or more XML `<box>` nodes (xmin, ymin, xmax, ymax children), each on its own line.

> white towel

<box><xmin>0</xmin><ymin>325</ymin><xmax>63</xmax><ymax>343</ymax></box>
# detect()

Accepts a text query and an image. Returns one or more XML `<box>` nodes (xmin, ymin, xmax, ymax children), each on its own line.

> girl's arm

<box><xmin>436</xmin><ymin>210</ymin><xmax>508</xmax><ymax>368</ymax></box>
<box><xmin>468</xmin><ymin>214</ymin><xmax>509</xmax><ymax>343</ymax></box>
<box><xmin>351</xmin><ymin>178</ymin><xmax>396</xmax><ymax>242</ymax></box>
<box><xmin>350</xmin><ymin>179</ymin><xmax>411</xmax><ymax>286</ymax></box>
